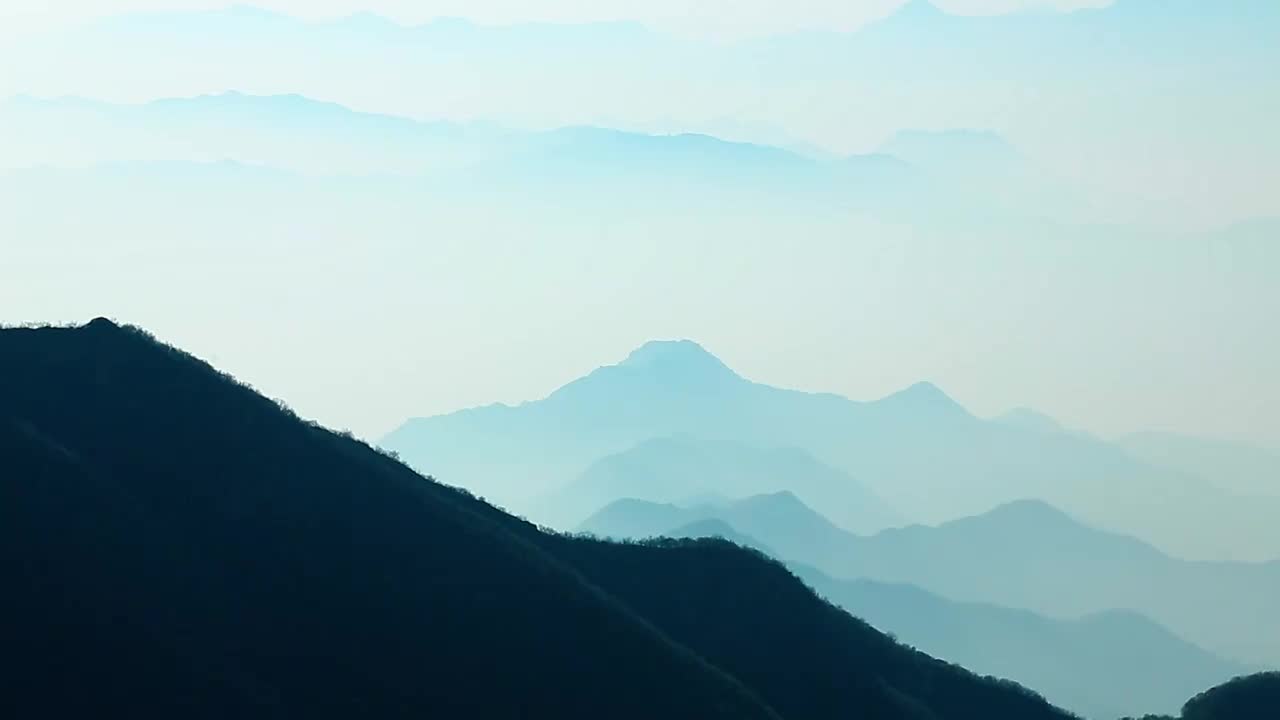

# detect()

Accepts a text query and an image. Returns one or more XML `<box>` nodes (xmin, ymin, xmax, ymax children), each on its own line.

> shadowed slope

<box><xmin>0</xmin><ymin>320</ymin><xmax>775</xmax><ymax>720</ymax></box>
<box><xmin>0</xmin><ymin>320</ymin><xmax>1076</xmax><ymax>720</ymax></box>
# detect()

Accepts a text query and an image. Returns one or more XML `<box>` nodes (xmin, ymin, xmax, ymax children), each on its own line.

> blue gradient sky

<box><xmin>1</xmin><ymin>0</ymin><xmax>1277</xmax><ymax>447</ymax></box>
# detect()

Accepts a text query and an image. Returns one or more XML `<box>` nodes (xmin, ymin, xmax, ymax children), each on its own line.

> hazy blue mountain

<box><xmin>0</xmin><ymin>93</ymin><xmax>933</xmax><ymax>207</ymax></box>
<box><xmin>538</xmin><ymin>434</ymin><xmax>901</xmax><ymax>532</ymax></box>
<box><xmin>594</xmin><ymin>495</ymin><xmax>1251</xmax><ymax>718</ymax></box>
<box><xmin>1118</xmin><ymin>432</ymin><xmax>1280</xmax><ymax>498</ymax></box>
<box><xmin>664</xmin><ymin>518</ymin><xmax>771</xmax><ymax>553</ymax></box>
<box><xmin>382</xmin><ymin>338</ymin><xmax>1280</xmax><ymax>563</ymax></box>
<box><xmin>0</xmin><ymin>318</ymin><xmax>1079</xmax><ymax>720</ymax></box>
<box><xmin>0</xmin><ymin>92</ymin><xmax>500</xmax><ymax>175</ymax></box>
<box><xmin>11</xmin><ymin>0</ymin><xmax>1274</xmax><ymax>226</ymax></box>
<box><xmin>799</xmin><ymin>570</ymin><xmax>1252</xmax><ymax>720</ymax></box>
<box><xmin>0</xmin><ymin>91</ymin><xmax>1157</xmax><ymax>227</ymax></box>
<box><xmin>830</xmin><ymin>501</ymin><xmax>1280</xmax><ymax>668</ymax></box>
<box><xmin>581</xmin><ymin>492</ymin><xmax>858</xmax><ymax>572</ymax></box>
<box><xmin>580</xmin><ymin>492</ymin><xmax>1280</xmax><ymax>666</ymax></box>
<box><xmin>993</xmin><ymin>407</ymin><xmax>1068</xmax><ymax>435</ymax></box>
<box><xmin>578</xmin><ymin>498</ymin><xmax>696</xmax><ymax>539</ymax></box>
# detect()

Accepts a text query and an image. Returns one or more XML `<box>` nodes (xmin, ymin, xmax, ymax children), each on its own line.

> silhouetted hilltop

<box><xmin>1120</xmin><ymin>672</ymin><xmax>1280</xmax><ymax>720</ymax></box>
<box><xmin>0</xmin><ymin>319</ymin><xmax>1076</xmax><ymax>720</ymax></box>
<box><xmin>1181</xmin><ymin>672</ymin><xmax>1280</xmax><ymax>719</ymax></box>
<box><xmin>0</xmin><ymin>319</ymin><xmax>774</xmax><ymax>720</ymax></box>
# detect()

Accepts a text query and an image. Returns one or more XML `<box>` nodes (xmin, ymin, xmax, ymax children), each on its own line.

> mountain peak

<box><xmin>618</xmin><ymin>340</ymin><xmax>739</xmax><ymax>382</ymax></box>
<box><xmin>879</xmin><ymin>0</ymin><xmax>950</xmax><ymax>27</ymax></box>
<box><xmin>981</xmin><ymin>499</ymin><xmax>1080</xmax><ymax>529</ymax></box>
<box><xmin>84</xmin><ymin>317</ymin><xmax>121</xmax><ymax>332</ymax></box>
<box><xmin>877</xmin><ymin>381</ymin><xmax>969</xmax><ymax>416</ymax></box>
<box><xmin>741</xmin><ymin>489</ymin><xmax>807</xmax><ymax>508</ymax></box>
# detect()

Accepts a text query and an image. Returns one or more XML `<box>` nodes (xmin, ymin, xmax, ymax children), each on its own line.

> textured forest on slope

<box><xmin>0</xmin><ymin>319</ymin><xmax>1073</xmax><ymax>720</ymax></box>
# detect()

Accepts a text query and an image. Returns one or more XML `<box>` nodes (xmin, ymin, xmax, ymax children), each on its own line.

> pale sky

<box><xmin>2</xmin><ymin>0</ymin><xmax>1276</xmax><ymax>450</ymax></box>
<box><xmin>1</xmin><ymin>0</ymin><xmax>1112</xmax><ymax>36</ymax></box>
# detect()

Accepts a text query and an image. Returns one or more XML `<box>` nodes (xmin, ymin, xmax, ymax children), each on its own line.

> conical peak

<box><xmin>619</xmin><ymin>340</ymin><xmax>739</xmax><ymax>382</ymax></box>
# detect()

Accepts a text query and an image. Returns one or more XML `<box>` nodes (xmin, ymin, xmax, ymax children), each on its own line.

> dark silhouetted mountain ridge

<box><xmin>0</xmin><ymin>319</ymin><xmax>1075</xmax><ymax>720</ymax></box>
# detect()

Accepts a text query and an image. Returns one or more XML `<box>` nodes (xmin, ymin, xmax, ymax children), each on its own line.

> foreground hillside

<box><xmin>0</xmin><ymin>320</ymin><xmax>1074</xmax><ymax>720</ymax></box>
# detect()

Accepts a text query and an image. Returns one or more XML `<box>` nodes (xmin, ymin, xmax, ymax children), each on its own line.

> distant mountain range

<box><xmin>1117</xmin><ymin>431</ymin><xmax>1280</xmax><ymax>498</ymax></box>
<box><xmin>0</xmin><ymin>318</ymin><xmax>1080</xmax><ymax>720</ymax></box>
<box><xmin>588</xmin><ymin>493</ymin><xmax>1258</xmax><ymax>718</ymax></box>
<box><xmin>1</xmin><ymin>93</ymin><xmax>1017</xmax><ymax>211</ymax></box>
<box><xmin>537</xmin><ymin>435</ymin><xmax>902</xmax><ymax>533</ymax></box>
<box><xmin>5</xmin><ymin>0</ymin><xmax>1275</xmax><ymax>226</ymax></box>
<box><xmin>383</xmin><ymin>338</ymin><xmax>1280</xmax><ymax>564</ymax></box>
<box><xmin>581</xmin><ymin>492</ymin><xmax>1280</xmax><ymax>667</ymax></box>
<box><xmin>609</xmin><ymin>497</ymin><xmax>1257</xmax><ymax>718</ymax></box>
<box><xmin>801</xmin><ymin>572</ymin><xmax>1252</xmax><ymax>720</ymax></box>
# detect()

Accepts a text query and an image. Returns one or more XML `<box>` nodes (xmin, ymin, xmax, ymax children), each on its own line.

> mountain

<box><xmin>0</xmin><ymin>93</ymin><xmax>917</xmax><ymax>206</ymax></box>
<box><xmin>0</xmin><ymin>319</ymin><xmax>1076</xmax><ymax>720</ymax></box>
<box><xmin>383</xmin><ymin>338</ymin><xmax>1280</xmax><ymax>563</ymax></box>
<box><xmin>798</xmin><ymin>571</ymin><xmax>1251</xmax><ymax>720</ymax></box>
<box><xmin>538</xmin><ymin>433</ymin><xmax>902</xmax><ymax>532</ymax></box>
<box><xmin>993</xmin><ymin>407</ymin><xmax>1067</xmax><ymax>435</ymax></box>
<box><xmin>596</xmin><ymin>495</ymin><xmax>1250</xmax><ymax>718</ymax></box>
<box><xmin>0</xmin><ymin>93</ymin><xmax>497</xmax><ymax>175</ymax></box>
<box><xmin>1125</xmin><ymin>671</ymin><xmax>1280</xmax><ymax>720</ymax></box>
<box><xmin>8</xmin><ymin>0</ymin><xmax>1276</xmax><ymax>226</ymax></box>
<box><xmin>1179</xmin><ymin>672</ymin><xmax>1280</xmax><ymax>720</ymax></box>
<box><xmin>1118</xmin><ymin>432</ymin><xmax>1280</xmax><ymax>498</ymax></box>
<box><xmin>580</xmin><ymin>492</ymin><xmax>859</xmax><ymax>572</ymax></box>
<box><xmin>844</xmin><ymin>501</ymin><xmax>1280</xmax><ymax>665</ymax></box>
<box><xmin>665</xmin><ymin>517</ymin><xmax>771</xmax><ymax>552</ymax></box>
<box><xmin>581</xmin><ymin>493</ymin><xmax>1280</xmax><ymax>667</ymax></box>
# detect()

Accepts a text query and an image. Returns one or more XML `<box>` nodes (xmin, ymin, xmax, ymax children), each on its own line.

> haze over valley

<box><xmin>3</xmin><ymin>1</ymin><xmax>1277</xmax><ymax>718</ymax></box>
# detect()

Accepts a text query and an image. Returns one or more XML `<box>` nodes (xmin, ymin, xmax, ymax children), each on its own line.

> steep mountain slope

<box><xmin>0</xmin><ymin>321</ymin><xmax>775</xmax><ymax>720</ymax></box>
<box><xmin>382</xmin><ymin>339</ymin><xmax>1280</xmax><ymax>562</ymax></box>
<box><xmin>0</xmin><ymin>320</ymin><xmax>1075</xmax><ymax>720</ymax></box>
<box><xmin>541</xmin><ymin>434</ymin><xmax>901</xmax><ymax>532</ymax></box>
